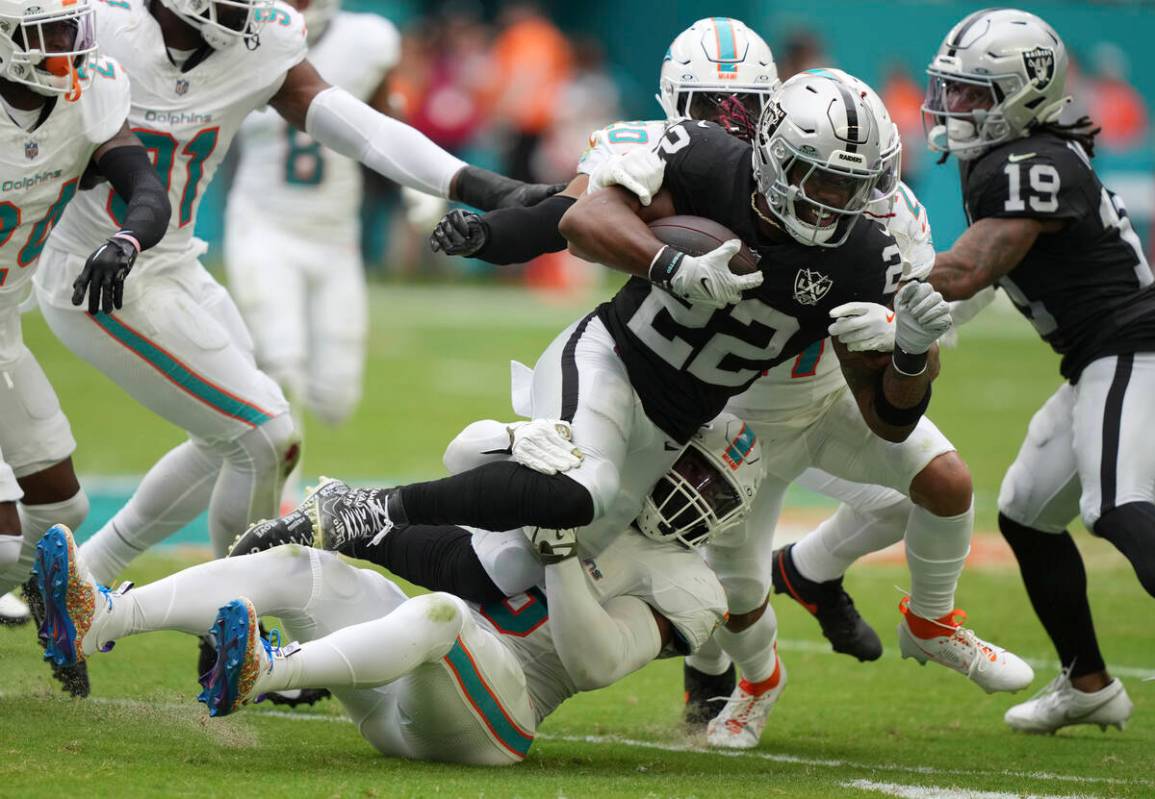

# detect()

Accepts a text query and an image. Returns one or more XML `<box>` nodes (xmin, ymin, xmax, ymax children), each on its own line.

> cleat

<box><xmin>34</xmin><ymin>525</ymin><xmax>100</xmax><ymax>668</ymax></box>
<box><xmin>229</xmin><ymin>478</ymin><xmax>398</xmax><ymax>558</ymax></box>
<box><xmin>197</xmin><ymin>597</ymin><xmax>290</xmax><ymax>717</ymax></box>
<box><xmin>23</xmin><ymin>576</ymin><xmax>90</xmax><ymax>697</ymax></box>
<box><xmin>0</xmin><ymin>591</ymin><xmax>30</xmax><ymax>625</ymax></box>
<box><xmin>682</xmin><ymin>662</ymin><xmax>736</xmax><ymax>729</ymax></box>
<box><xmin>897</xmin><ymin>597</ymin><xmax>1033</xmax><ymax>693</ymax></box>
<box><xmin>199</xmin><ymin>627</ymin><xmax>329</xmax><ymax>709</ymax></box>
<box><xmin>771</xmin><ymin>544</ymin><xmax>882</xmax><ymax>662</ymax></box>
<box><xmin>1005</xmin><ymin>671</ymin><xmax>1133</xmax><ymax>734</ymax></box>
<box><xmin>706</xmin><ymin>656</ymin><xmax>787</xmax><ymax>750</ymax></box>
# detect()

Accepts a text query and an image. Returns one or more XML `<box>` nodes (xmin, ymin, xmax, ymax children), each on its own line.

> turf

<box><xmin>3</xmin><ymin>283</ymin><xmax>1152</xmax><ymax>797</ymax></box>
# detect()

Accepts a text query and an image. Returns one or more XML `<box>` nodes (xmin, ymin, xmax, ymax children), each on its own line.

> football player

<box><xmin>924</xmin><ymin>8</ymin><xmax>1154</xmax><ymax>733</ymax></box>
<box><xmin>223</xmin><ymin>0</ymin><xmax>399</xmax><ymax>431</ymax></box>
<box><xmin>32</xmin><ymin>0</ymin><xmax>560</xmax><ymax>591</ymax></box>
<box><xmin>34</xmin><ymin>415</ymin><xmax>758</xmax><ymax>764</ymax></box>
<box><xmin>0</xmin><ymin>0</ymin><xmax>170</xmax><ymax>693</ymax></box>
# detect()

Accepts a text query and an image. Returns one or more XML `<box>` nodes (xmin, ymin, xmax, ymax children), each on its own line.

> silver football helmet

<box><xmin>0</xmin><ymin>0</ymin><xmax>97</xmax><ymax>98</ymax></box>
<box><xmin>158</xmin><ymin>0</ymin><xmax>272</xmax><ymax>50</ymax></box>
<box><xmin>657</xmin><ymin>17</ymin><xmax>779</xmax><ymax>141</ymax></box>
<box><xmin>635</xmin><ymin>412</ymin><xmax>763</xmax><ymax>550</ymax></box>
<box><xmin>923</xmin><ymin>8</ymin><xmax>1070</xmax><ymax>160</ymax></box>
<box><xmin>753</xmin><ymin>71</ymin><xmax>891</xmax><ymax>247</ymax></box>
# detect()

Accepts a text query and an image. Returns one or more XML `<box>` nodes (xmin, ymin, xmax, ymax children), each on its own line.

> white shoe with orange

<box><xmin>706</xmin><ymin>656</ymin><xmax>787</xmax><ymax>749</ymax></box>
<box><xmin>897</xmin><ymin>597</ymin><xmax>1033</xmax><ymax>694</ymax></box>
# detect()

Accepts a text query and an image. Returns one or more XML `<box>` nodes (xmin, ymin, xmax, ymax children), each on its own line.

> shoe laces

<box><xmin>326</xmin><ymin>488</ymin><xmax>393</xmax><ymax>547</ymax></box>
<box><xmin>898</xmin><ymin>594</ymin><xmax>997</xmax><ymax>671</ymax></box>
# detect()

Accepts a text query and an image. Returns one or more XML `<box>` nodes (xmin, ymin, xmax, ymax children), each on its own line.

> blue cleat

<box><xmin>197</xmin><ymin>597</ymin><xmax>277</xmax><ymax>717</ymax></box>
<box><xmin>32</xmin><ymin>525</ymin><xmax>96</xmax><ymax>669</ymax></box>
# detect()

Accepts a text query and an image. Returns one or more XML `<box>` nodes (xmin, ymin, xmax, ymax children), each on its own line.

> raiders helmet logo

<box><xmin>793</xmin><ymin>268</ymin><xmax>833</xmax><ymax>306</ymax></box>
<box><xmin>1021</xmin><ymin>47</ymin><xmax>1055</xmax><ymax>89</ymax></box>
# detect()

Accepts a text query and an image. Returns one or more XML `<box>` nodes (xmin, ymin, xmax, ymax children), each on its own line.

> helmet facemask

<box><xmin>684</xmin><ymin>90</ymin><xmax>766</xmax><ymax>142</ymax></box>
<box><xmin>163</xmin><ymin>0</ymin><xmax>272</xmax><ymax>50</ymax></box>
<box><xmin>923</xmin><ymin>69</ymin><xmax>1012</xmax><ymax>161</ymax></box>
<box><xmin>0</xmin><ymin>3</ymin><xmax>96</xmax><ymax>99</ymax></box>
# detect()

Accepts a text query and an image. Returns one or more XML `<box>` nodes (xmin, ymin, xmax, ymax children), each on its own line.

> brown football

<box><xmin>648</xmin><ymin>215</ymin><xmax>760</xmax><ymax>275</ymax></box>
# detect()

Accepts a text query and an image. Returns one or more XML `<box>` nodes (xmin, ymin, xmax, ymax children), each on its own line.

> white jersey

<box><xmin>470</xmin><ymin>530</ymin><xmax>725</xmax><ymax>724</ymax></box>
<box><xmin>576</xmin><ymin>119</ymin><xmax>670</xmax><ymax>177</ymax></box>
<box><xmin>0</xmin><ymin>57</ymin><xmax>129</xmax><ymax>299</ymax></box>
<box><xmin>227</xmin><ymin>11</ymin><xmax>399</xmax><ymax>246</ymax></box>
<box><xmin>43</xmin><ymin>0</ymin><xmax>308</xmax><ymax>282</ymax></box>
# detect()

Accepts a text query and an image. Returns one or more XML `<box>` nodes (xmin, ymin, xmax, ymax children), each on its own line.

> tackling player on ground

<box><xmin>923</xmin><ymin>8</ymin><xmax>1155</xmax><ymax>734</ymax></box>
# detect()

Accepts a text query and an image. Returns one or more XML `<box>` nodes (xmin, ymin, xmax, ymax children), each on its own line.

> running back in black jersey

<box><xmin>596</xmin><ymin>121</ymin><xmax>903</xmax><ymax>443</ymax></box>
<box><xmin>961</xmin><ymin>131</ymin><xmax>1155</xmax><ymax>381</ymax></box>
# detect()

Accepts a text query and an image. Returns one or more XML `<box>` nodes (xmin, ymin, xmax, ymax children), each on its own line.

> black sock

<box><xmin>397</xmin><ymin>461</ymin><xmax>595</xmax><ymax>531</ymax></box>
<box><xmin>999</xmin><ymin>513</ymin><xmax>1106</xmax><ymax>677</ymax></box>
<box><xmin>1094</xmin><ymin>501</ymin><xmax>1155</xmax><ymax>598</ymax></box>
<box><xmin>349</xmin><ymin>523</ymin><xmax>506</xmax><ymax>604</ymax></box>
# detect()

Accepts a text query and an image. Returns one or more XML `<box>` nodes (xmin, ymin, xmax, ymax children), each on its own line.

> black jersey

<box><xmin>961</xmin><ymin>131</ymin><xmax>1155</xmax><ymax>381</ymax></box>
<box><xmin>596</xmin><ymin>120</ymin><xmax>902</xmax><ymax>443</ymax></box>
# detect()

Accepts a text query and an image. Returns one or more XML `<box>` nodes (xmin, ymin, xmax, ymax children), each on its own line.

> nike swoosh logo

<box><xmin>664</xmin><ymin>442</ymin><xmax>680</xmax><ymax>451</ymax></box>
<box><xmin>1007</xmin><ymin>152</ymin><xmax>1037</xmax><ymax>163</ymax></box>
<box><xmin>885</xmin><ymin>312</ymin><xmax>895</xmax><ymax>323</ymax></box>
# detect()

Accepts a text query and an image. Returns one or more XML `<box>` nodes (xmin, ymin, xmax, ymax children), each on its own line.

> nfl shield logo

<box><xmin>24</xmin><ymin>141</ymin><xmax>38</xmax><ymax>160</ymax></box>
<box><xmin>175</xmin><ymin>79</ymin><xmax>190</xmax><ymax>96</ymax></box>
<box><xmin>793</xmin><ymin>268</ymin><xmax>833</xmax><ymax>306</ymax></box>
<box><xmin>1021</xmin><ymin>47</ymin><xmax>1055</xmax><ymax>90</ymax></box>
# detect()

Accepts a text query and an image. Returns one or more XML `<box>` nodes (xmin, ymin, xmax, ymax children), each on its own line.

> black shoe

<box><xmin>198</xmin><ymin>625</ymin><xmax>330</xmax><ymax>709</ymax></box>
<box><xmin>682</xmin><ymin>661</ymin><xmax>736</xmax><ymax>729</ymax></box>
<box><xmin>24</xmin><ymin>576</ymin><xmax>90</xmax><ymax>697</ymax></box>
<box><xmin>771</xmin><ymin>544</ymin><xmax>883</xmax><ymax>662</ymax></box>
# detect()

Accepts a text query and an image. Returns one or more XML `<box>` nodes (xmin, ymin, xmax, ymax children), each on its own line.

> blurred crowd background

<box><xmin>199</xmin><ymin>0</ymin><xmax>1155</xmax><ymax>290</ymax></box>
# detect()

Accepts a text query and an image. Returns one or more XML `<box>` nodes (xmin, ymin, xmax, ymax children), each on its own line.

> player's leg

<box><xmin>997</xmin><ymin>380</ymin><xmax>1133</xmax><ymax>732</ymax></box>
<box><xmin>304</xmin><ymin>245</ymin><xmax>366</xmax><ymax>426</ymax></box>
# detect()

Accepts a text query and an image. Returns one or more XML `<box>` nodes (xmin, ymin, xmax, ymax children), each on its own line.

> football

<box><xmin>648</xmin><ymin>215</ymin><xmax>761</xmax><ymax>274</ymax></box>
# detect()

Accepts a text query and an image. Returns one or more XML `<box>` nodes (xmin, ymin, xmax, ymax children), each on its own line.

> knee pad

<box><xmin>19</xmin><ymin>488</ymin><xmax>89</xmax><ymax>541</ymax></box>
<box><xmin>218</xmin><ymin>413</ymin><xmax>301</xmax><ymax>478</ymax></box>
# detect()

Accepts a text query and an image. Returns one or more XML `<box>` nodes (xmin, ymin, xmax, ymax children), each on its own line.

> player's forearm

<box><xmin>930</xmin><ymin>217</ymin><xmax>1047</xmax><ymax>300</ymax></box>
<box><xmin>545</xmin><ymin>558</ymin><xmax>661</xmax><ymax>691</ymax></box>
<box><xmin>559</xmin><ymin>187</ymin><xmax>662</xmax><ymax>278</ymax></box>
<box><xmin>475</xmin><ymin>196</ymin><xmax>576</xmax><ymax>264</ymax></box>
<box><xmin>839</xmin><ymin>346</ymin><xmax>938</xmax><ymax>443</ymax></box>
<box><xmin>94</xmin><ymin>145</ymin><xmax>171</xmax><ymax>251</ymax></box>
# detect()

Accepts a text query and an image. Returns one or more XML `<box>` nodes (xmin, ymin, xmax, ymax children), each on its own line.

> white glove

<box><xmin>659</xmin><ymin>240</ymin><xmax>763</xmax><ymax>308</ymax></box>
<box><xmin>510</xmin><ymin>419</ymin><xmax>583</xmax><ymax>475</ymax></box>
<box><xmin>524</xmin><ymin>526</ymin><xmax>578</xmax><ymax>564</ymax></box>
<box><xmin>587</xmin><ymin>146</ymin><xmax>665</xmax><ymax>206</ymax></box>
<box><xmin>894</xmin><ymin>281</ymin><xmax>952</xmax><ymax>355</ymax></box>
<box><xmin>828</xmin><ymin>302</ymin><xmax>895</xmax><ymax>352</ymax></box>
<box><xmin>401</xmin><ymin>186</ymin><xmax>449</xmax><ymax>232</ymax></box>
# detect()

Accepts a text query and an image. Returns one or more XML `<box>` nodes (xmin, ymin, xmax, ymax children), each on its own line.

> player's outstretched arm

<box><xmin>835</xmin><ymin>340</ymin><xmax>939</xmax><ymax>443</ymax></box>
<box><xmin>559</xmin><ymin>185</ymin><xmax>676</xmax><ymax>277</ymax></box>
<box><xmin>930</xmin><ymin>217</ymin><xmax>1059</xmax><ymax>300</ymax></box>
<box><xmin>544</xmin><ymin>557</ymin><xmax>667</xmax><ymax>691</ymax></box>
<box><xmin>73</xmin><ymin>124</ymin><xmax>172</xmax><ymax>314</ymax></box>
<box><xmin>270</xmin><ymin>60</ymin><xmax>561</xmax><ymax>211</ymax></box>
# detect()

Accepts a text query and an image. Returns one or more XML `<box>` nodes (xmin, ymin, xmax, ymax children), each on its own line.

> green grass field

<box><xmin>1</xmin><ymin>283</ymin><xmax>1152</xmax><ymax>798</ymax></box>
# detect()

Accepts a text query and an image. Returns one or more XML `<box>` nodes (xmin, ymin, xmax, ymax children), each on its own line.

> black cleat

<box><xmin>771</xmin><ymin>544</ymin><xmax>883</xmax><ymax>662</ymax></box>
<box><xmin>23</xmin><ymin>577</ymin><xmax>90</xmax><ymax>697</ymax></box>
<box><xmin>682</xmin><ymin>661</ymin><xmax>736</xmax><ymax>729</ymax></box>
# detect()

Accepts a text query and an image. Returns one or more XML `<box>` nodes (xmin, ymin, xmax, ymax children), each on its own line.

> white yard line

<box><xmin>842</xmin><ymin>778</ymin><xmax>1097</xmax><ymax>799</ymax></box>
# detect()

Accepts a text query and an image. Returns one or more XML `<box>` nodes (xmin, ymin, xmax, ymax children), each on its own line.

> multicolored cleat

<box><xmin>197</xmin><ymin>597</ymin><xmax>277</xmax><ymax>717</ymax></box>
<box><xmin>33</xmin><ymin>525</ymin><xmax>97</xmax><ymax>668</ymax></box>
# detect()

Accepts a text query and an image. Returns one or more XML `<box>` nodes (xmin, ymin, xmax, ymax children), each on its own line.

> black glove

<box><xmin>73</xmin><ymin>235</ymin><xmax>138</xmax><ymax>314</ymax></box>
<box><xmin>429</xmin><ymin>209</ymin><xmax>488</xmax><ymax>256</ymax></box>
<box><xmin>500</xmin><ymin>181</ymin><xmax>568</xmax><ymax>209</ymax></box>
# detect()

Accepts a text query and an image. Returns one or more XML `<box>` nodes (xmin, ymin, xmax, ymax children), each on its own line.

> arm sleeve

<box><xmin>305</xmin><ymin>86</ymin><xmax>466</xmax><ymax>198</ymax></box>
<box><xmin>94</xmin><ymin>145</ymin><xmax>171</xmax><ymax>251</ymax></box>
<box><xmin>545</xmin><ymin>558</ymin><xmax>663</xmax><ymax>691</ymax></box>
<box><xmin>474</xmin><ymin>195</ymin><xmax>575</xmax><ymax>264</ymax></box>
<box><xmin>442</xmin><ymin>420</ymin><xmax>512</xmax><ymax>474</ymax></box>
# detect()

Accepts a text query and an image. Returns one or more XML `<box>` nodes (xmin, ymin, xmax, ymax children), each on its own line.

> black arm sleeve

<box><xmin>94</xmin><ymin>145</ymin><xmax>171</xmax><ymax>251</ymax></box>
<box><xmin>398</xmin><ymin>461</ymin><xmax>595</xmax><ymax>530</ymax></box>
<box><xmin>475</xmin><ymin>195</ymin><xmax>576</xmax><ymax>265</ymax></box>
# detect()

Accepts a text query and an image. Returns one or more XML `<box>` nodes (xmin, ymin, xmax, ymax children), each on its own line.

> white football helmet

<box><xmin>0</xmin><ymin>0</ymin><xmax>96</xmax><ymax>98</ymax></box>
<box><xmin>299</xmin><ymin>0</ymin><xmax>337</xmax><ymax>45</ymax></box>
<box><xmin>636</xmin><ymin>412</ymin><xmax>763</xmax><ymax>550</ymax></box>
<box><xmin>753</xmin><ymin>71</ymin><xmax>891</xmax><ymax>247</ymax></box>
<box><xmin>923</xmin><ymin>8</ymin><xmax>1070</xmax><ymax>160</ymax></box>
<box><xmin>158</xmin><ymin>0</ymin><xmax>272</xmax><ymax>50</ymax></box>
<box><xmin>657</xmin><ymin>17</ymin><xmax>779</xmax><ymax>141</ymax></box>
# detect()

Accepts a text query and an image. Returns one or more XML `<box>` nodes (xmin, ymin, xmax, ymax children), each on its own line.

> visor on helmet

<box><xmin>641</xmin><ymin>446</ymin><xmax>743</xmax><ymax>549</ymax></box>
<box><xmin>684</xmin><ymin>90</ymin><xmax>768</xmax><ymax>141</ymax></box>
<box><xmin>922</xmin><ymin>69</ymin><xmax>1003</xmax><ymax>156</ymax></box>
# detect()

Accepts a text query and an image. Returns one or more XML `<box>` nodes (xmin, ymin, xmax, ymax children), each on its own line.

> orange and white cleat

<box><xmin>705</xmin><ymin>655</ymin><xmax>787</xmax><ymax>749</ymax></box>
<box><xmin>897</xmin><ymin>597</ymin><xmax>1034</xmax><ymax>694</ymax></box>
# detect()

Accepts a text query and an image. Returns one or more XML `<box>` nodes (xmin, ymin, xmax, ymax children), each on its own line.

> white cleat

<box><xmin>1005</xmin><ymin>672</ymin><xmax>1134</xmax><ymax>734</ymax></box>
<box><xmin>897</xmin><ymin>598</ymin><xmax>1034</xmax><ymax>694</ymax></box>
<box><xmin>0</xmin><ymin>591</ymin><xmax>30</xmax><ymax>625</ymax></box>
<box><xmin>706</xmin><ymin>658</ymin><xmax>787</xmax><ymax>750</ymax></box>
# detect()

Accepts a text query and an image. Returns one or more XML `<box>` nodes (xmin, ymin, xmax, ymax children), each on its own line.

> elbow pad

<box><xmin>94</xmin><ymin>145</ymin><xmax>171</xmax><ymax>251</ymax></box>
<box><xmin>305</xmin><ymin>86</ymin><xmax>465</xmax><ymax>198</ymax></box>
<box><xmin>475</xmin><ymin>195</ymin><xmax>575</xmax><ymax>265</ymax></box>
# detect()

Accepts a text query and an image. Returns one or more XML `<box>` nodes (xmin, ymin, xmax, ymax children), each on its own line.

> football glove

<box><xmin>429</xmin><ymin>209</ymin><xmax>487</xmax><ymax>257</ymax></box>
<box><xmin>510</xmin><ymin>419</ymin><xmax>583</xmax><ymax>475</ymax></box>
<box><xmin>894</xmin><ymin>281</ymin><xmax>952</xmax><ymax>356</ymax></box>
<box><xmin>525</xmin><ymin>526</ymin><xmax>578</xmax><ymax>565</ymax></box>
<box><xmin>828</xmin><ymin>302</ymin><xmax>896</xmax><ymax>352</ymax></box>
<box><xmin>73</xmin><ymin>234</ymin><xmax>138</xmax><ymax>314</ymax></box>
<box><xmin>588</xmin><ymin>147</ymin><xmax>665</xmax><ymax>206</ymax></box>
<box><xmin>653</xmin><ymin>240</ymin><xmax>763</xmax><ymax>309</ymax></box>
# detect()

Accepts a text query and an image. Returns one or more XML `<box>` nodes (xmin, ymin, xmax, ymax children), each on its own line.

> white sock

<box><xmin>263</xmin><ymin>593</ymin><xmax>463</xmax><ymax>693</ymax></box>
<box><xmin>904</xmin><ymin>502</ymin><xmax>973</xmax><ymax>620</ymax></box>
<box><xmin>792</xmin><ymin>499</ymin><xmax>912</xmax><ymax>583</ymax></box>
<box><xmin>0</xmin><ymin>490</ymin><xmax>90</xmax><ymax>596</ymax></box>
<box><xmin>79</xmin><ymin>442</ymin><xmax>219</xmax><ymax>584</ymax></box>
<box><xmin>684</xmin><ymin>632</ymin><xmax>732</xmax><ymax>676</ymax></box>
<box><xmin>716</xmin><ymin>603</ymin><xmax>778</xmax><ymax>684</ymax></box>
<box><xmin>0</xmin><ymin>534</ymin><xmax>22</xmax><ymax>566</ymax></box>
